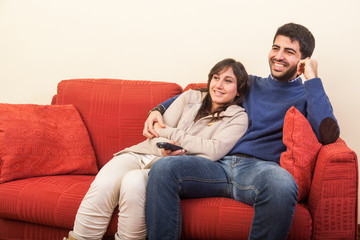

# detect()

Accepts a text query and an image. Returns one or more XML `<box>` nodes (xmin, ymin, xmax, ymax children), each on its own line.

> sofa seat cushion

<box><xmin>0</xmin><ymin>217</ymin><xmax>117</xmax><ymax>240</ymax></box>
<box><xmin>181</xmin><ymin>198</ymin><xmax>312</xmax><ymax>239</ymax></box>
<box><xmin>0</xmin><ymin>175</ymin><xmax>312</xmax><ymax>239</ymax></box>
<box><xmin>0</xmin><ymin>175</ymin><xmax>102</xmax><ymax>229</ymax></box>
<box><xmin>0</xmin><ymin>218</ymin><xmax>69</xmax><ymax>240</ymax></box>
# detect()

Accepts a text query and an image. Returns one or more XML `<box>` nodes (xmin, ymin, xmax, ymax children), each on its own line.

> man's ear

<box><xmin>296</xmin><ymin>57</ymin><xmax>311</xmax><ymax>76</ymax></box>
<box><xmin>297</xmin><ymin>61</ymin><xmax>305</xmax><ymax>76</ymax></box>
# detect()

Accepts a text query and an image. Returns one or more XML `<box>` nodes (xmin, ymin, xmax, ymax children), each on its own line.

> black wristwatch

<box><xmin>148</xmin><ymin>105</ymin><xmax>165</xmax><ymax>116</ymax></box>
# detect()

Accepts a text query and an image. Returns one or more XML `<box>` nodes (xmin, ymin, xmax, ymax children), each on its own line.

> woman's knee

<box><xmin>91</xmin><ymin>172</ymin><xmax>123</xmax><ymax>193</ymax></box>
<box><xmin>91</xmin><ymin>154</ymin><xmax>140</xmax><ymax>193</ymax></box>
<box><xmin>121</xmin><ymin>170</ymin><xmax>148</xmax><ymax>202</ymax></box>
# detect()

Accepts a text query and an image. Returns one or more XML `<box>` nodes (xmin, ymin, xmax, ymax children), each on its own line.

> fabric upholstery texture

<box><xmin>0</xmin><ymin>175</ymin><xmax>94</xmax><ymax>228</ymax></box>
<box><xmin>52</xmin><ymin>79</ymin><xmax>183</xmax><ymax>169</ymax></box>
<box><xmin>183</xmin><ymin>83</ymin><xmax>207</xmax><ymax>91</ymax></box>
<box><xmin>0</xmin><ymin>174</ymin><xmax>118</xmax><ymax>235</ymax></box>
<box><xmin>0</xmin><ymin>176</ymin><xmax>116</xmax><ymax>239</ymax></box>
<box><xmin>0</xmin><ymin>104</ymin><xmax>98</xmax><ymax>183</ymax></box>
<box><xmin>280</xmin><ymin>106</ymin><xmax>322</xmax><ymax>201</ymax></box>
<box><xmin>0</xmin><ymin>217</ymin><xmax>115</xmax><ymax>240</ymax></box>
<box><xmin>308</xmin><ymin>139</ymin><xmax>358</xmax><ymax>239</ymax></box>
<box><xmin>0</xmin><ymin>217</ymin><xmax>69</xmax><ymax>240</ymax></box>
<box><xmin>180</xmin><ymin>197</ymin><xmax>312</xmax><ymax>240</ymax></box>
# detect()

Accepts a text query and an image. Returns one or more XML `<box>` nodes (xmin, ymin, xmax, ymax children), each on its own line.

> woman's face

<box><xmin>209</xmin><ymin>67</ymin><xmax>238</xmax><ymax>111</ymax></box>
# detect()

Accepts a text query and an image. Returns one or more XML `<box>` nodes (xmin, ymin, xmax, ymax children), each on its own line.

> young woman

<box><xmin>66</xmin><ymin>58</ymin><xmax>249</xmax><ymax>240</ymax></box>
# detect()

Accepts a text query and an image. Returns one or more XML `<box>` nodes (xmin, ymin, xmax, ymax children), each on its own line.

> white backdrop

<box><xmin>1</xmin><ymin>0</ymin><xmax>359</xmax><ymax>216</ymax></box>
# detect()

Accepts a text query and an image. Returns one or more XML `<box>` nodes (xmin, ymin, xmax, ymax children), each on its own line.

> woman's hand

<box><xmin>143</xmin><ymin>111</ymin><xmax>165</xmax><ymax>138</ymax></box>
<box><xmin>154</xmin><ymin>122</ymin><xmax>164</xmax><ymax>133</ymax></box>
<box><xmin>161</xmin><ymin>141</ymin><xmax>186</xmax><ymax>156</ymax></box>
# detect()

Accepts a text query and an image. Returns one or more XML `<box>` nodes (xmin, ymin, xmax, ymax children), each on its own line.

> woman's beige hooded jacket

<box><xmin>115</xmin><ymin>89</ymin><xmax>248</xmax><ymax>168</ymax></box>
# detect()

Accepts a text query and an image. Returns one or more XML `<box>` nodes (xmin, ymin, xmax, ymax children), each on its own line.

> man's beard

<box><xmin>269</xmin><ymin>61</ymin><xmax>298</xmax><ymax>82</ymax></box>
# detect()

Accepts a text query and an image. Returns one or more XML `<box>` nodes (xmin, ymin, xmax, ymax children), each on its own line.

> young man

<box><xmin>143</xmin><ymin>23</ymin><xmax>339</xmax><ymax>240</ymax></box>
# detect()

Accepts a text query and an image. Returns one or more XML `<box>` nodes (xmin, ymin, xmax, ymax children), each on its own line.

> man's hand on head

<box><xmin>143</xmin><ymin>110</ymin><xmax>165</xmax><ymax>139</ymax></box>
<box><xmin>297</xmin><ymin>58</ymin><xmax>318</xmax><ymax>81</ymax></box>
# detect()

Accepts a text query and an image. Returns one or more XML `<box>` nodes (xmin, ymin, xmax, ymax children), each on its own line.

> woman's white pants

<box><xmin>70</xmin><ymin>153</ymin><xmax>150</xmax><ymax>240</ymax></box>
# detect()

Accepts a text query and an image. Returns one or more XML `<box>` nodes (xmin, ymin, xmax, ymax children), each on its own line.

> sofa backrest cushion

<box><xmin>183</xmin><ymin>83</ymin><xmax>207</xmax><ymax>91</ymax></box>
<box><xmin>280</xmin><ymin>106</ymin><xmax>322</xmax><ymax>202</ymax></box>
<box><xmin>0</xmin><ymin>104</ymin><xmax>98</xmax><ymax>183</ymax></box>
<box><xmin>53</xmin><ymin>79</ymin><xmax>183</xmax><ymax>169</ymax></box>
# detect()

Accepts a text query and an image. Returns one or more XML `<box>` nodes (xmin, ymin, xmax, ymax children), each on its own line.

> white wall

<box><xmin>1</xmin><ymin>0</ymin><xmax>359</xmax><ymax>215</ymax></box>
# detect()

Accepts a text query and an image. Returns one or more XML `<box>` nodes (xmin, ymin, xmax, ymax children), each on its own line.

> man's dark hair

<box><xmin>273</xmin><ymin>23</ymin><xmax>315</xmax><ymax>59</ymax></box>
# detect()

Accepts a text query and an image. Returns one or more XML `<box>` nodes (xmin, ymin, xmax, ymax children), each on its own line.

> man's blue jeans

<box><xmin>145</xmin><ymin>155</ymin><xmax>298</xmax><ymax>240</ymax></box>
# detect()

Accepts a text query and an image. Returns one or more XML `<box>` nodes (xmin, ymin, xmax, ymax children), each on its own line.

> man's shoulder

<box><xmin>249</xmin><ymin>74</ymin><xmax>270</xmax><ymax>83</ymax></box>
<box><xmin>248</xmin><ymin>75</ymin><xmax>272</xmax><ymax>88</ymax></box>
<box><xmin>249</xmin><ymin>74</ymin><xmax>259</xmax><ymax>79</ymax></box>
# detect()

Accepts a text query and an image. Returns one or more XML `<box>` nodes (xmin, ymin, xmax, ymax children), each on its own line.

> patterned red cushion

<box><xmin>0</xmin><ymin>104</ymin><xmax>98</xmax><ymax>183</ymax></box>
<box><xmin>280</xmin><ymin>106</ymin><xmax>322</xmax><ymax>202</ymax></box>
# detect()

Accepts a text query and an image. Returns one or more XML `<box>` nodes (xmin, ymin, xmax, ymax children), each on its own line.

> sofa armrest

<box><xmin>307</xmin><ymin>138</ymin><xmax>358</xmax><ymax>239</ymax></box>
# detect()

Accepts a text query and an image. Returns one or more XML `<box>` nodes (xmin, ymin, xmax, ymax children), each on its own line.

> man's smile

<box><xmin>271</xmin><ymin>59</ymin><xmax>288</xmax><ymax>71</ymax></box>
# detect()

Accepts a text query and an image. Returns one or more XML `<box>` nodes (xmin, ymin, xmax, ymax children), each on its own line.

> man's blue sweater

<box><xmin>161</xmin><ymin>75</ymin><xmax>338</xmax><ymax>163</ymax></box>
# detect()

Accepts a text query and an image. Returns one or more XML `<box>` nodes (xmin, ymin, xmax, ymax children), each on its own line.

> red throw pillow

<box><xmin>0</xmin><ymin>104</ymin><xmax>98</xmax><ymax>183</ymax></box>
<box><xmin>280</xmin><ymin>106</ymin><xmax>322</xmax><ymax>202</ymax></box>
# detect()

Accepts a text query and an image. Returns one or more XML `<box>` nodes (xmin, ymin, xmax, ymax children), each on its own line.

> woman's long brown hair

<box><xmin>194</xmin><ymin>58</ymin><xmax>249</xmax><ymax>122</ymax></box>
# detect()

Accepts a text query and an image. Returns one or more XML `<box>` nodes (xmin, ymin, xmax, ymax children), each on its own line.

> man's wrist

<box><xmin>148</xmin><ymin>105</ymin><xmax>165</xmax><ymax>116</ymax></box>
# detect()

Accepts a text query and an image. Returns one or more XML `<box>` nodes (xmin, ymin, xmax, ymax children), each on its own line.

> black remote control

<box><xmin>156</xmin><ymin>142</ymin><xmax>183</xmax><ymax>151</ymax></box>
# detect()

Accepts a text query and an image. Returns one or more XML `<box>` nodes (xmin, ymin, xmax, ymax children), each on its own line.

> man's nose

<box><xmin>275</xmin><ymin>50</ymin><xmax>285</xmax><ymax>59</ymax></box>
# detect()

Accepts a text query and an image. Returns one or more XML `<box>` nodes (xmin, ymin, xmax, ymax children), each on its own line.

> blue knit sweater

<box><xmin>161</xmin><ymin>75</ymin><xmax>337</xmax><ymax>163</ymax></box>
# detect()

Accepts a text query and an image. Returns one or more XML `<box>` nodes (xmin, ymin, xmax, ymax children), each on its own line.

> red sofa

<box><xmin>0</xmin><ymin>79</ymin><xmax>358</xmax><ymax>240</ymax></box>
